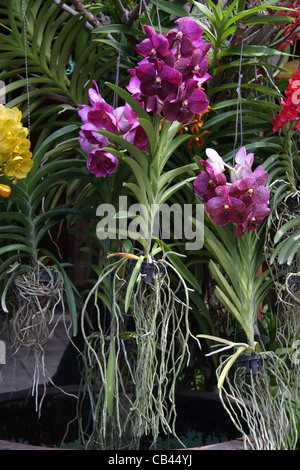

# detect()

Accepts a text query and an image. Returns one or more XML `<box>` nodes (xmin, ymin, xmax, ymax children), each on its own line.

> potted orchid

<box><xmin>193</xmin><ymin>145</ymin><xmax>298</xmax><ymax>449</ymax></box>
<box><xmin>77</xmin><ymin>17</ymin><xmax>213</xmax><ymax>449</ymax></box>
<box><xmin>194</xmin><ymin>145</ymin><xmax>271</xmax><ymax>372</ymax></box>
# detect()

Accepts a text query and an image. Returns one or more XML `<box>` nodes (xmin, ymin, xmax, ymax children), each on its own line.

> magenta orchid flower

<box><xmin>193</xmin><ymin>150</ymin><xmax>227</xmax><ymax>202</ymax></box>
<box><xmin>194</xmin><ymin>171</ymin><xmax>220</xmax><ymax>202</ymax></box>
<box><xmin>136</xmin><ymin>25</ymin><xmax>174</xmax><ymax>66</ymax></box>
<box><xmin>87</xmin><ymin>148</ymin><xmax>118</xmax><ymax>177</ymax></box>
<box><xmin>78</xmin><ymin>18</ymin><xmax>212</xmax><ymax>177</ymax></box>
<box><xmin>123</xmin><ymin>121</ymin><xmax>148</xmax><ymax>151</ymax></box>
<box><xmin>175</xmin><ymin>45</ymin><xmax>212</xmax><ymax>83</ymax></box>
<box><xmin>79</xmin><ymin>123</ymin><xmax>109</xmax><ymax>154</ymax></box>
<box><xmin>194</xmin><ymin>147</ymin><xmax>270</xmax><ymax>237</ymax></box>
<box><xmin>236</xmin><ymin>202</ymin><xmax>271</xmax><ymax>237</ymax></box>
<box><xmin>236</xmin><ymin>167</ymin><xmax>270</xmax><ymax>207</ymax></box>
<box><xmin>78</xmin><ymin>89</ymin><xmax>118</xmax><ymax>133</ymax></box>
<box><xmin>135</xmin><ymin>60</ymin><xmax>182</xmax><ymax>100</ymax></box>
<box><xmin>205</xmin><ymin>185</ymin><xmax>248</xmax><ymax>226</ymax></box>
<box><xmin>163</xmin><ymin>79</ymin><xmax>209</xmax><ymax>122</ymax></box>
<box><xmin>165</xmin><ymin>17</ymin><xmax>204</xmax><ymax>58</ymax></box>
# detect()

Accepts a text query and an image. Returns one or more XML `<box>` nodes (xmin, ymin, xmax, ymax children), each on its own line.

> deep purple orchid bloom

<box><xmin>236</xmin><ymin>167</ymin><xmax>270</xmax><ymax>207</ymax></box>
<box><xmin>194</xmin><ymin>172</ymin><xmax>218</xmax><ymax>202</ymax></box>
<box><xmin>135</xmin><ymin>60</ymin><xmax>182</xmax><ymax>100</ymax></box>
<box><xmin>165</xmin><ymin>17</ymin><xmax>204</xmax><ymax>58</ymax></box>
<box><xmin>175</xmin><ymin>45</ymin><xmax>211</xmax><ymax>82</ymax></box>
<box><xmin>194</xmin><ymin>155</ymin><xmax>227</xmax><ymax>202</ymax></box>
<box><xmin>163</xmin><ymin>80</ymin><xmax>209</xmax><ymax>122</ymax></box>
<box><xmin>136</xmin><ymin>25</ymin><xmax>175</xmax><ymax>66</ymax></box>
<box><xmin>87</xmin><ymin>148</ymin><xmax>118</xmax><ymax>177</ymax></box>
<box><xmin>205</xmin><ymin>185</ymin><xmax>248</xmax><ymax>226</ymax></box>
<box><xmin>236</xmin><ymin>202</ymin><xmax>270</xmax><ymax>237</ymax></box>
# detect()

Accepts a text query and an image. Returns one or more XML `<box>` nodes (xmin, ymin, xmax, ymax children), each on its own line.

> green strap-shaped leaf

<box><xmin>209</xmin><ymin>260</ymin><xmax>242</xmax><ymax>313</ymax></box>
<box><xmin>105</xmin><ymin>82</ymin><xmax>151</xmax><ymax>123</ymax></box>
<box><xmin>274</xmin><ymin>217</ymin><xmax>300</xmax><ymax>243</ymax></box>
<box><xmin>106</xmin><ymin>336</ymin><xmax>115</xmax><ymax>417</ymax></box>
<box><xmin>125</xmin><ymin>255</ymin><xmax>144</xmax><ymax>313</ymax></box>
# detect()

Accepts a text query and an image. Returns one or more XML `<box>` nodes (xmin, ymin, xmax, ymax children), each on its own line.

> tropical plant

<box><xmin>0</xmin><ymin>121</ymin><xmax>96</xmax><ymax>410</ymax></box>
<box><xmin>75</xmin><ymin>15</ymin><xmax>221</xmax><ymax>449</ymax></box>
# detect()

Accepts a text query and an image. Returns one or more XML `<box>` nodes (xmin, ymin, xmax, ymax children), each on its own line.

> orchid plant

<box><xmin>78</xmin><ymin>17</ymin><xmax>211</xmax><ymax>262</ymax></box>
<box><xmin>194</xmin><ymin>146</ymin><xmax>273</xmax><ymax>387</ymax></box>
<box><xmin>77</xmin><ymin>17</ymin><xmax>215</xmax><ymax>449</ymax></box>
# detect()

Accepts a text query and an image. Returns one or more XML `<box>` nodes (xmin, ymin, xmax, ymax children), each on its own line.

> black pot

<box><xmin>286</xmin><ymin>194</ymin><xmax>300</xmax><ymax>214</ymax></box>
<box><xmin>234</xmin><ymin>353</ymin><xmax>268</xmax><ymax>375</ymax></box>
<box><xmin>128</xmin><ymin>259</ymin><xmax>164</xmax><ymax>283</ymax></box>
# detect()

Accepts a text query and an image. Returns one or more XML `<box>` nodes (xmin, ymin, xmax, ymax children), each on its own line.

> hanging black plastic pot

<box><xmin>234</xmin><ymin>353</ymin><xmax>268</xmax><ymax>375</ymax></box>
<box><xmin>286</xmin><ymin>194</ymin><xmax>300</xmax><ymax>214</ymax></box>
<box><xmin>128</xmin><ymin>258</ymin><xmax>164</xmax><ymax>283</ymax></box>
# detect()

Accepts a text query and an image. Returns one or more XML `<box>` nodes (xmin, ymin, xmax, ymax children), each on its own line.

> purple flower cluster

<box><xmin>78</xmin><ymin>81</ymin><xmax>148</xmax><ymax>176</ymax></box>
<box><xmin>194</xmin><ymin>147</ymin><xmax>270</xmax><ymax>237</ymax></box>
<box><xmin>78</xmin><ymin>18</ymin><xmax>211</xmax><ymax>177</ymax></box>
<box><xmin>128</xmin><ymin>18</ymin><xmax>211</xmax><ymax>121</ymax></box>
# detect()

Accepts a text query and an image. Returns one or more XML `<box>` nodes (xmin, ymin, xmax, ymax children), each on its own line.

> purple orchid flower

<box><xmin>113</xmin><ymin>103</ymin><xmax>139</xmax><ymax>134</ymax></box>
<box><xmin>87</xmin><ymin>148</ymin><xmax>118</xmax><ymax>177</ymax></box>
<box><xmin>136</xmin><ymin>25</ymin><xmax>175</xmax><ymax>66</ymax></box>
<box><xmin>175</xmin><ymin>45</ymin><xmax>212</xmax><ymax>82</ymax></box>
<box><xmin>205</xmin><ymin>185</ymin><xmax>248</xmax><ymax>226</ymax></box>
<box><xmin>236</xmin><ymin>167</ymin><xmax>270</xmax><ymax>207</ymax></box>
<box><xmin>165</xmin><ymin>17</ymin><xmax>204</xmax><ymax>58</ymax></box>
<box><xmin>123</xmin><ymin>121</ymin><xmax>148</xmax><ymax>151</ymax></box>
<box><xmin>194</xmin><ymin>158</ymin><xmax>227</xmax><ymax>203</ymax></box>
<box><xmin>194</xmin><ymin>172</ymin><xmax>218</xmax><ymax>202</ymax></box>
<box><xmin>163</xmin><ymin>79</ymin><xmax>209</xmax><ymax>122</ymax></box>
<box><xmin>236</xmin><ymin>202</ymin><xmax>271</xmax><ymax>237</ymax></box>
<box><xmin>135</xmin><ymin>60</ymin><xmax>182</xmax><ymax>100</ymax></box>
<box><xmin>78</xmin><ymin>84</ymin><xmax>118</xmax><ymax>133</ymax></box>
<box><xmin>79</xmin><ymin>123</ymin><xmax>109</xmax><ymax>154</ymax></box>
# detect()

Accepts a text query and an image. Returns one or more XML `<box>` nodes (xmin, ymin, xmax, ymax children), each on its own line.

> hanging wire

<box><xmin>21</xmin><ymin>0</ymin><xmax>31</xmax><ymax>137</ymax></box>
<box><xmin>232</xmin><ymin>39</ymin><xmax>246</xmax><ymax>343</ymax></box>
<box><xmin>233</xmin><ymin>39</ymin><xmax>244</xmax><ymax>159</ymax></box>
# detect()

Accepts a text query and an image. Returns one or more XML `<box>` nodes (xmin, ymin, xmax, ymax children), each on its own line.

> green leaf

<box><xmin>274</xmin><ymin>217</ymin><xmax>300</xmax><ymax>243</ymax></box>
<box><xmin>275</xmin><ymin>230</ymin><xmax>300</xmax><ymax>265</ymax></box>
<box><xmin>98</xmin><ymin>129</ymin><xmax>149</xmax><ymax>173</ymax></box>
<box><xmin>92</xmin><ymin>23</ymin><xmax>141</xmax><ymax>36</ymax></box>
<box><xmin>225</xmin><ymin>5</ymin><xmax>293</xmax><ymax>27</ymax></box>
<box><xmin>125</xmin><ymin>255</ymin><xmax>144</xmax><ymax>313</ymax></box>
<box><xmin>217</xmin><ymin>346</ymin><xmax>249</xmax><ymax>389</ymax></box>
<box><xmin>218</xmin><ymin>45</ymin><xmax>289</xmax><ymax>58</ymax></box>
<box><xmin>209</xmin><ymin>260</ymin><xmax>242</xmax><ymax>313</ymax></box>
<box><xmin>158</xmin><ymin>163</ymin><xmax>197</xmax><ymax>194</ymax></box>
<box><xmin>105</xmin><ymin>82</ymin><xmax>151</xmax><ymax>123</ymax></box>
<box><xmin>244</xmin><ymin>15</ymin><xmax>294</xmax><ymax>26</ymax></box>
<box><xmin>138</xmin><ymin>117</ymin><xmax>157</xmax><ymax>155</ymax></box>
<box><xmin>106</xmin><ymin>337</ymin><xmax>115</xmax><ymax>417</ymax></box>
